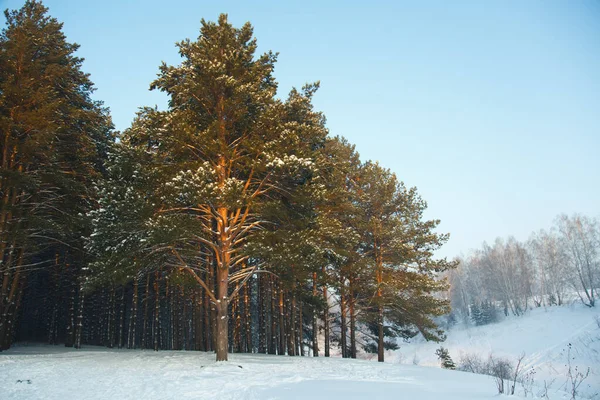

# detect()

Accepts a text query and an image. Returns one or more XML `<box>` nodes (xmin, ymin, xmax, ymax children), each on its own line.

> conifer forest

<box><xmin>1</xmin><ymin>1</ymin><xmax>599</xmax><ymax>368</ymax></box>
<box><xmin>0</xmin><ymin>1</ymin><xmax>453</xmax><ymax>362</ymax></box>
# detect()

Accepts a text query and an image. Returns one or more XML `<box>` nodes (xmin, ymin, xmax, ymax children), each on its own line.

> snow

<box><xmin>393</xmin><ymin>303</ymin><xmax>600</xmax><ymax>399</ymax></box>
<box><xmin>1</xmin><ymin>304</ymin><xmax>598</xmax><ymax>399</ymax></box>
<box><xmin>1</xmin><ymin>345</ymin><xmax>497</xmax><ymax>400</ymax></box>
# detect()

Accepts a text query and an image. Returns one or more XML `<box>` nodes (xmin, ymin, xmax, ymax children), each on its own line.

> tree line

<box><xmin>448</xmin><ymin>213</ymin><xmax>599</xmax><ymax>324</ymax></box>
<box><xmin>0</xmin><ymin>1</ymin><xmax>453</xmax><ymax>361</ymax></box>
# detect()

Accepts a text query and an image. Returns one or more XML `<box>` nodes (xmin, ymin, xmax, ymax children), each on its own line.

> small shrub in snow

<box><xmin>457</xmin><ymin>352</ymin><xmax>488</xmax><ymax>374</ymax></box>
<box><xmin>435</xmin><ymin>346</ymin><xmax>456</xmax><ymax>370</ymax></box>
<box><xmin>519</xmin><ymin>367</ymin><xmax>536</xmax><ymax>398</ymax></box>
<box><xmin>412</xmin><ymin>353</ymin><xmax>420</xmax><ymax>366</ymax></box>
<box><xmin>538</xmin><ymin>379</ymin><xmax>555</xmax><ymax>400</ymax></box>
<box><xmin>489</xmin><ymin>356</ymin><xmax>513</xmax><ymax>394</ymax></box>
<box><xmin>458</xmin><ymin>352</ymin><xmax>525</xmax><ymax>396</ymax></box>
<box><xmin>562</xmin><ymin>343</ymin><xmax>591</xmax><ymax>400</ymax></box>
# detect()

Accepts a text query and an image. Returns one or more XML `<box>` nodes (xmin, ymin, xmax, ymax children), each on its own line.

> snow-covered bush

<box><xmin>458</xmin><ymin>352</ymin><xmax>525</xmax><ymax>395</ymax></box>
<box><xmin>435</xmin><ymin>347</ymin><xmax>456</xmax><ymax>370</ymax></box>
<box><xmin>457</xmin><ymin>352</ymin><xmax>488</xmax><ymax>374</ymax></box>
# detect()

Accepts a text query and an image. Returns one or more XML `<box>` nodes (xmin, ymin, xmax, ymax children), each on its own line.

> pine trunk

<box><xmin>349</xmin><ymin>281</ymin><xmax>357</xmax><ymax>359</ymax></box>
<box><xmin>298</xmin><ymin>299</ymin><xmax>304</xmax><ymax>356</ymax></box>
<box><xmin>289</xmin><ymin>287</ymin><xmax>296</xmax><ymax>356</ymax></box>
<box><xmin>128</xmin><ymin>277</ymin><xmax>138</xmax><ymax>349</ymax></box>
<box><xmin>109</xmin><ymin>286</ymin><xmax>116</xmax><ymax>349</ymax></box>
<box><xmin>65</xmin><ymin>257</ymin><xmax>76</xmax><ymax>348</ymax></box>
<box><xmin>215</xmin><ymin>264</ymin><xmax>229</xmax><ymax>361</ymax></box>
<box><xmin>0</xmin><ymin>267</ymin><xmax>22</xmax><ymax>349</ymax></box>
<box><xmin>153</xmin><ymin>272</ymin><xmax>160</xmax><ymax>351</ymax></box>
<box><xmin>340</xmin><ymin>284</ymin><xmax>347</xmax><ymax>358</ymax></box>
<box><xmin>376</xmin><ymin>244</ymin><xmax>384</xmax><ymax>362</ymax></box>
<box><xmin>142</xmin><ymin>274</ymin><xmax>150</xmax><ymax>350</ymax></box>
<box><xmin>278</xmin><ymin>285</ymin><xmax>285</xmax><ymax>355</ymax></box>
<box><xmin>312</xmin><ymin>272</ymin><xmax>319</xmax><ymax>357</ymax></box>
<box><xmin>203</xmin><ymin>271</ymin><xmax>211</xmax><ymax>351</ymax></box>
<box><xmin>244</xmin><ymin>281</ymin><xmax>252</xmax><ymax>353</ymax></box>
<box><xmin>322</xmin><ymin>267</ymin><xmax>330</xmax><ymax>357</ymax></box>
<box><xmin>378</xmin><ymin>303</ymin><xmax>384</xmax><ymax>362</ymax></box>
<box><xmin>118</xmin><ymin>288</ymin><xmax>125</xmax><ymax>349</ymax></box>
<box><xmin>269</xmin><ymin>276</ymin><xmax>277</xmax><ymax>355</ymax></box>
<box><xmin>74</xmin><ymin>284</ymin><xmax>85</xmax><ymax>349</ymax></box>
<box><xmin>257</xmin><ymin>275</ymin><xmax>266</xmax><ymax>353</ymax></box>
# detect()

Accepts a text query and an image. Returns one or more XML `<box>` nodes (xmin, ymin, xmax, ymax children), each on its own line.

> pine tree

<box><xmin>0</xmin><ymin>0</ymin><xmax>112</xmax><ymax>350</ymax></box>
<box><xmin>435</xmin><ymin>346</ymin><xmax>456</xmax><ymax>369</ymax></box>
<box><xmin>356</xmin><ymin>162</ymin><xmax>454</xmax><ymax>362</ymax></box>
<box><xmin>470</xmin><ymin>302</ymin><xmax>482</xmax><ymax>325</ymax></box>
<box><xmin>94</xmin><ymin>15</ymin><xmax>326</xmax><ymax>361</ymax></box>
<box><xmin>314</xmin><ymin>137</ymin><xmax>363</xmax><ymax>358</ymax></box>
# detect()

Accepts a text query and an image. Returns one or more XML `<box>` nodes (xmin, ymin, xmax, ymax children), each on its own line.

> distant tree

<box><xmin>556</xmin><ymin>214</ymin><xmax>599</xmax><ymax>307</ymax></box>
<box><xmin>447</xmin><ymin>257</ymin><xmax>472</xmax><ymax>322</ymax></box>
<box><xmin>528</xmin><ymin>229</ymin><xmax>569</xmax><ymax>306</ymax></box>
<box><xmin>471</xmin><ymin>300</ymin><xmax>498</xmax><ymax>326</ymax></box>
<box><xmin>448</xmin><ymin>213</ymin><xmax>600</xmax><ymax>320</ymax></box>
<box><xmin>479</xmin><ymin>238</ymin><xmax>532</xmax><ymax>316</ymax></box>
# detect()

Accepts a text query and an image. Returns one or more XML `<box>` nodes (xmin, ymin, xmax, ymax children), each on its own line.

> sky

<box><xmin>1</xmin><ymin>0</ymin><xmax>599</xmax><ymax>258</ymax></box>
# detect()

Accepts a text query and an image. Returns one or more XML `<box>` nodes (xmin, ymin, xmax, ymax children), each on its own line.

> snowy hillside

<box><xmin>393</xmin><ymin>304</ymin><xmax>600</xmax><ymax>399</ymax></box>
<box><xmin>2</xmin><ymin>346</ymin><xmax>498</xmax><ymax>400</ymax></box>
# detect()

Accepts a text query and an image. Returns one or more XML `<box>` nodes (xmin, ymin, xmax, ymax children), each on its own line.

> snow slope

<box><xmin>1</xmin><ymin>345</ymin><xmax>499</xmax><ymax>400</ymax></box>
<box><xmin>393</xmin><ymin>303</ymin><xmax>600</xmax><ymax>399</ymax></box>
<box><xmin>1</xmin><ymin>304</ymin><xmax>598</xmax><ymax>399</ymax></box>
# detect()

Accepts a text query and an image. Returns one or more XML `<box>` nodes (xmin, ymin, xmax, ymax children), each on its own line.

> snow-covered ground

<box><xmin>393</xmin><ymin>303</ymin><xmax>600</xmax><ymax>399</ymax></box>
<box><xmin>1</xmin><ymin>345</ymin><xmax>497</xmax><ymax>400</ymax></box>
<box><xmin>1</xmin><ymin>303</ymin><xmax>598</xmax><ymax>400</ymax></box>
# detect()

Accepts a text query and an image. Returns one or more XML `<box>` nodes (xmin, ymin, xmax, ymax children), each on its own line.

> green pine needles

<box><xmin>1</xmin><ymin>2</ymin><xmax>456</xmax><ymax>360</ymax></box>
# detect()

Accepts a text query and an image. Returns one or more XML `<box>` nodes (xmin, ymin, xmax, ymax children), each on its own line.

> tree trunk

<box><xmin>349</xmin><ymin>280</ymin><xmax>357</xmax><ymax>359</ymax></box>
<box><xmin>340</xmin><ymin>286</ymin><xmax>348</xmax><ymax>358</ymax></box>
<box><xmin>74</xmin><ymin>284</ymin><xmax>85</xmax><ymax>349</ymax></box>
<box><xmin>142</xmin><ymin>274</ymin><xmax>150</xmax><ymax>350</ymax></box>
<box><xmin>298</xmin><ymin>299</ymin><xmax>304</xmax><ymax>356</ymax></box>
<box><xmin>0</xmin><ymin>267</ymin><xmax>21</xmax><ymax>350</ymax></box>
<box><xmin>203</xmin><ymin>271</ymin><xmax>211</xmax><ymax>351</ymax></box>
<box><xmin>376</xmin><ymin>245</ymin><xmax>384</xmax><ymax>362</ymax></box>
<box><xmin>244</xmin><ymin>281</ymin><xmax>252</xmax><ymax>353</ymax></box>
<box><xmin>258</xmin><ymin>275</ymin><xmax>265</xmax><ymax>353</ymax></box>
<box><xmin>118</xmin><ymin>287</ymin><xmax>125</xmax><ymax>349</ymax></box>
<box><xmin>322</xmin><ymin>267</ymin><xmax>330</xmax><ymax>357</ymax></box>
<box><xmin>278</xmin><ymin>285</ymin><xmax>286</xmax><ymax>355</ymax></box>
<box><xmin>48</xmin><ymin>252</ymin><xmax>61</xmax><ymax>345</ymax></box>
<box><xmin>268</xmin><ymin>276</ymin><xmax>276</xmax><ymax>355</ymax></box>
<box><xmin>312</xmin><ymin>272</ymin><xmax>319</xmax><ymax>357</ymax></box>
<box><xmin>153</xmin><ymin>272</ymin><xmax>160</xmax><ymax>351</ymax></box>
<box><xmin>215</xmin><ymin>265</ymin><xmax>229</xmax><ymax>361</ymax></box>
<box><xmin>65</xmin><ymin>257</ymin><xmax>76</xmax><ymax>348</ymax></box>
<box><xmin>128</xmin><ymin>277</ymin><xmax>138</xmax><ymax>349</ymax></box>
<box><xmin>4</xmin><ymin>273</ymin><xmax>25</xmax><ymax>349</ymax></box>
<box><xmin>181</xmin><ymin>285</ymin><xmax>186</xmax><ymax>350</ymax></box>
<box><xmin>106</xmin><ymin>286</ymin><xmax>115</xmax><ymax>348</ymax></box>
<box><xmin>289</xmin><ymin>287</ymin><xmax>296</xmax><ymax>356</ymax></box>
<box><xmin>378</xmin><ymin>303</ymin><xmax>384</xmax><ymax>362</ymax></box>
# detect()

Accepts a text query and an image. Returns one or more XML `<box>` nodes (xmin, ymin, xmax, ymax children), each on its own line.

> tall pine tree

<box><xmin>0</xmin><ymin>0</ymin><xmax>113</xmax><ymax>350</ymax></box>
<box><xmin>93</xmin><ymin>15</ymin><xmax>326</xmax><ymax>361</ymax></box>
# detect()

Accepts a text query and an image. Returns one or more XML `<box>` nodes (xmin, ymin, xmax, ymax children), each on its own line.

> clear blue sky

<box><xmin>2</xmin><ymin>0</ymin><xmax>599</xmax><ymax>258</ymax></box>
